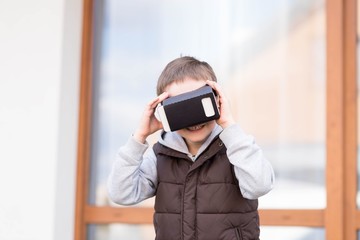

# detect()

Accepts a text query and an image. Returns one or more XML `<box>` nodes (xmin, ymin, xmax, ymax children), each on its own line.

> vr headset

<box><xmin>156</xmin><ymin>85</ymin><xmax>220</xmax><ymax>132</ymax></box>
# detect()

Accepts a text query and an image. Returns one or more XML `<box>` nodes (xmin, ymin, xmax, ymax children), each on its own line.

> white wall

<box><xmin>0</xmin><ymin>0</ymin><xmax>82</xmax><ymax>239</ymax></box>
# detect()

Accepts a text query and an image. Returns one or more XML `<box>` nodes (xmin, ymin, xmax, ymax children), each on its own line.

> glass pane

<box><xmin>238</xmin><ymin>1</ymin><xmax>326</xmax><ymax>209</ymax></box>
<box><xmin>89</xmin><ymin>0</ymin><xmax>326</xmax><ymax>210</ymax></box>
<box><xmin>261</xmin><ymin>227</ymin><xmax>324</xmax><ymax>240</ymax></box>
<box><xmin>88</xmin><ymin>224</ymin><xmax>155</xmax><ymax>240</ymax></box>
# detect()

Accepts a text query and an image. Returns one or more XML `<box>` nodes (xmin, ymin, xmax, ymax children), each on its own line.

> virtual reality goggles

<box><xmin>156</xmin><ymin>85</ymin><xmax>220</xmax><ymax>132</ymax></box>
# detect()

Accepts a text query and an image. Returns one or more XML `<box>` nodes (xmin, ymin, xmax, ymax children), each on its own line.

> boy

<box><xmin>108</xmin><ymin>56</ymin><xmax>274</xmax><ymax>240</ymax></box>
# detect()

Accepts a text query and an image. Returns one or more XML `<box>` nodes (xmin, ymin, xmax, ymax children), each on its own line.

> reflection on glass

<box><xmin>88</xmin><ymin>224</ymin><xmax>155</xmax><ymax>240</ymax></box>
<box><xmin>89</xmin><ymin>0</ymin><xmax>326</xmax><ymax>210</ymax></box>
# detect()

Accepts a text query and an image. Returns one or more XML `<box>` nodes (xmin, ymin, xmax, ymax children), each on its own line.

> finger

<box><xmin>206</xmin><ymin>80</ymin><xmax>216</xmax><ymax>89</ymax></box>
<box><xmin>206</xmin><ymin>80</ymin><xmax>221</xmax><ymax>95</ymax></box>
<box><xmin>157</xmin><ymin>92</ymin><xmax>169</xmax><ymax>102</ymax></box>
<box><xmin>206</xmin><ymin>80</ymin><xmax>225</xmax><ymax>101</ymax></box>
<box><xmin>148</xmin><ymin>92</ymin><xmax>169</xmax><ymax>109</ymax></box>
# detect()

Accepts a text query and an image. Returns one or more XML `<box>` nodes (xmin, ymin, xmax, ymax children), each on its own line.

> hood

<box><xmin>158</xmin><ymin>124</ymin><xmax>223</xmax><ymax>160</ymax></box>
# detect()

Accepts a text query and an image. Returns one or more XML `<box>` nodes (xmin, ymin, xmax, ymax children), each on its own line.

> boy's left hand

<box><xmin>206</xmin><ymin>80</ymin><xmax>235</xmax><ymax>129</ymax></box>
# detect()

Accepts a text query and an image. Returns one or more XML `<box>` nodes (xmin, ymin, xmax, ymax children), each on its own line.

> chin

<box><xmin>177</xmin><ymin>121</ymin><xmax>216</xmax><ymax>144</ymax></box>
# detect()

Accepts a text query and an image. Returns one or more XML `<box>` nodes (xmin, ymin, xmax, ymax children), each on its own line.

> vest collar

<box><xmin>189</xmin><ymin>137</ymin><xmax>224</xmax><ymax>171</ymax></box>
<box><xmin>155</xmin><ymin>135</ymin><xmax>225</xmax><ymax>172</ymax></box>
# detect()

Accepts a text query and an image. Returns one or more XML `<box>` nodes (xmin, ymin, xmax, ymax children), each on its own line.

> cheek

<box><xmin>175</xmin><ymin>129</ymin><xmax>187</xmax><ymax>137</ymax></box>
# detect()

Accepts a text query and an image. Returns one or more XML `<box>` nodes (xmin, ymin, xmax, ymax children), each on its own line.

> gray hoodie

<box><xmin>107</xmin><ymin>124</ymin><xmax>275</xmax><ymax>205</ymax></box>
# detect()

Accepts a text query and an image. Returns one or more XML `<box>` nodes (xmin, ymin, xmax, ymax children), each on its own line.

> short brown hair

<box><xmin>156</xmin><ymin>56</ymin><xmax>217</xmax><ymax>95</ymax></box>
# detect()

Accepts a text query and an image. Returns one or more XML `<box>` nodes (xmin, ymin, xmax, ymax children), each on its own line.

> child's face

<box><xmin>164</xmin><ymin>78</ymin><xmax>216</xmax><ymax>149</ymax></box>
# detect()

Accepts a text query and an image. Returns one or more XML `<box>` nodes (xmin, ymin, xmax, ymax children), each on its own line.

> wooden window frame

<box><xmin>74</xmin><ymin>0</ymin><xmax>358</xmax><ymax>239</ymax></box>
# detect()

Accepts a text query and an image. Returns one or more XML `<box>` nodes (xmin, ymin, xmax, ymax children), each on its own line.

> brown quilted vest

<box><xmin>152</xmin><ymin>136</ymin><xmax>260</xmax><ymax>240</ymax></box>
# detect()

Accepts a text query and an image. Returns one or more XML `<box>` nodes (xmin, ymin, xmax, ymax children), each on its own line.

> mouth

<box><xmin>187</xmin><ymin>123</ymin><xmax>206</xmax><ymax>131</ymax></box>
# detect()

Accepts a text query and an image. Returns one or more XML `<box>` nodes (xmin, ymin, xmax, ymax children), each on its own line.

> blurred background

<box><xmin>0</xmin><ymin>0</ymin><xmax>357</xmax><ymax>239</ymax></box>
<box><xmin>89</xmin><ymin>0</ymin><xmax>325</xmax><ymax>239</ymax></box>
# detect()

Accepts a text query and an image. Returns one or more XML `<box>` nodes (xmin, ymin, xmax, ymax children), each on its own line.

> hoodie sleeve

<box><xmin>219</xmin><ymin>124</ymin><xmax>275</xmax><ymax>200</ymax></box>
<box><xmin>107</xmin><ymin>136</ymin><xmax>158</xmax><ymax>205</ymax></box>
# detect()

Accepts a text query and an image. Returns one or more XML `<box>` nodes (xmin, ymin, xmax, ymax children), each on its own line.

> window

<box><xmin>75</xmin><ymin>0</ymin><xmax>358</xmax><ymax>239</ymax></box>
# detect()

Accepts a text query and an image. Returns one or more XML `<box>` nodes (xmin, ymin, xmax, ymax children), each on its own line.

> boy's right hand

<box><xmin>133</xmin><ymin>92</ymin><xmax>169</xmax><ymax>143</ymax></box>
